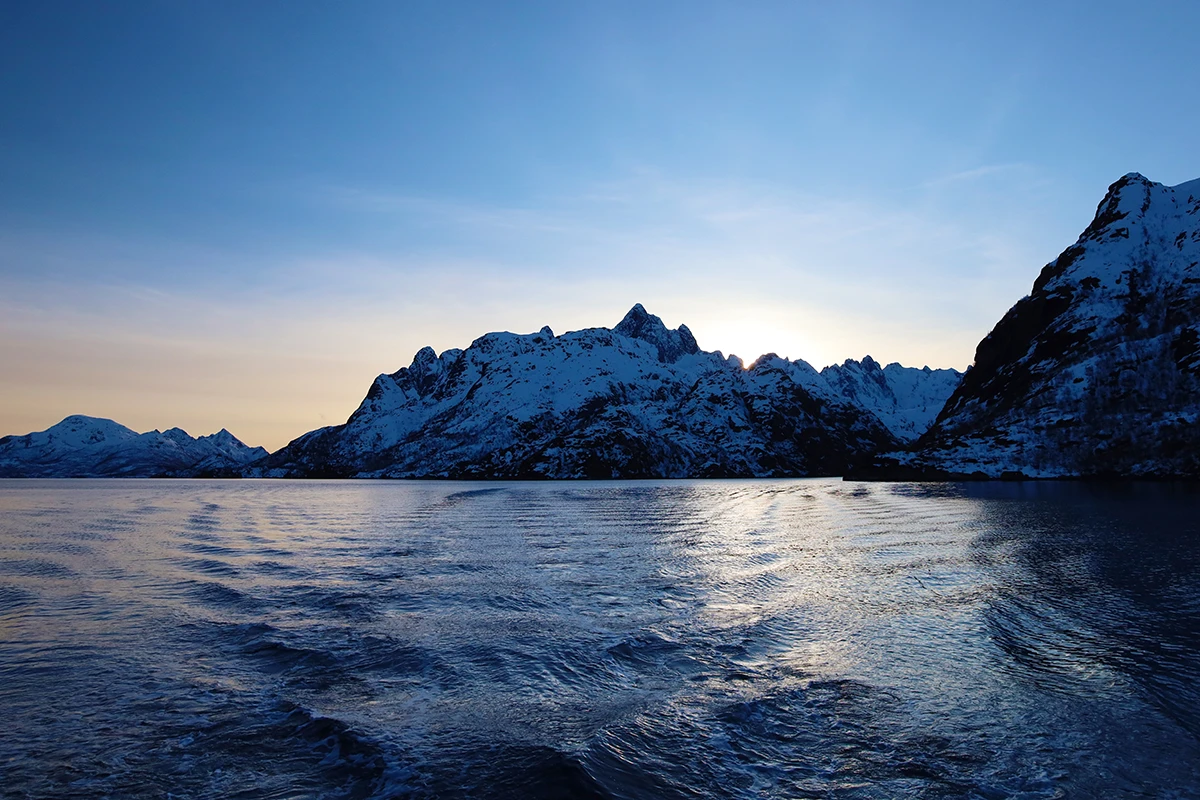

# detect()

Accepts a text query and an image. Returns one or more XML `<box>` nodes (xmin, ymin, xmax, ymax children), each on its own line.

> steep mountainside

<box><xmin>251</xmin><ymin>305</ymin><xmax>957</xmax><ymax>479</ymax></box>
<box><xmin>888</xmin><ymin>172</ymin><xmax>1200</xmax><ymax>478</ymax></box>
<box><xmin>821</xmin><ymin>357</ymin><xmax>962</xmax><ymax>442</ymax></box>
<box><xmin>0</xmin><ymin>415</ymin><xmax>268</xmax><ymax>477</ymax></box>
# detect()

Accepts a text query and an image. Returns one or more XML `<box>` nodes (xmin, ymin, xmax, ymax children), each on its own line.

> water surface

<box><xmin>1</xmin><ymin>479</ymin><xmax>1198</xmax><ymax>798</ymax></box>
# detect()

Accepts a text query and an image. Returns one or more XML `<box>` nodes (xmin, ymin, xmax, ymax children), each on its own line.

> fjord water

<box><xmin>1</xmin><ymin>480</ymin><xmax>1198</xmax><ymax>798</ymax></box>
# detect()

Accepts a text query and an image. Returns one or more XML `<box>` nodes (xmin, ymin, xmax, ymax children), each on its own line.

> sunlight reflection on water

<box><xmin>0</xmin><ymin>478</ymin><xmax>1198</xmax><ymax>798</ymax></box>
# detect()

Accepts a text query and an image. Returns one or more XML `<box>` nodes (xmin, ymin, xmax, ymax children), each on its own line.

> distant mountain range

<box><xmin>4</xmin><ymin>171</ymin><xmax>1197</xmax><ymax>480</ymax></box>
<box><xmin>0</xmin><ymin>309</ymin><xmax>960</xmax><ymax>479</ymax></box>
<box><xmin>0</xmin><ymin>415</ymin><xmax>266</xmax><ymax>478</ymax></box>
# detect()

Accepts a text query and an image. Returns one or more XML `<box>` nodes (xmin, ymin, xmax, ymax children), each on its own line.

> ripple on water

<box><xmin>0</xmin><ymin>557</ymin><xmax>76</xmax><ymax>579</ymax></box>
<box><xmin>0</xmin><ymin>584</ymin><xmax>37</xmax><ymax>612</ymax></box>
<box><xmin>6</xmin><ymin>688</ymin><xmax>397</xmax><ymax>800</ymax></box>
<box><xmin>279</xmin><ymin>585</ymin><xmax>380</xmax><ymax>621</ymax></box>
<box><xmin>17</xmin><ymin>539</ymin><xmax>94</xmax><ymax>556</ymax></box>
<box><xmin>176</xmin><ymin>540</ymin><xmax>239</xmax><ymax>556</ymax></box>
<box><xmin>174</xmin><ymin>556</ymin><xmax>241</xmax><ymax>578</ymax></box>
<box><xmin>182</xmin><ymin>579</ymin><xmax>264</xmax><ymax>613</ymax></box>
<box><xmin>1</xmin><ymin>478</ymin><xmax>1199</xmax><ymax>798</ymax></box>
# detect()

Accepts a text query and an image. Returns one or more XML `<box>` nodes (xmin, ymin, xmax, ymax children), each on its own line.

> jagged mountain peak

<box><xmin>614</xmin><ymin>302</ymin><xmax>651</xmax><ymax>327</ymax></box>
<box><xmin>886</xmin><ymin>171</ymin><xmax>1200</xmax><ymax>478</ymax></box>
<box><xmin>412</xmin><ymin>345</ymin><xmax>438</xmax><ymax>367</ymax></box>
<box><xmin>251</xmin><ymin>303</ymin><xmax>966</xmax><ymax>479</ymax></box>
<box><xmin>820</xmin><ymin>358</ymin><xmax>963</xmax><ymax>443</ymax></box>
<box><xmin>1072</xmin><ymin>172</ymin><xmax>1158</xmax><ymax>247</ymax></box>
<box><xmin>200</xmin><ymin>428</ymin><xmax>249</xmax><ymax>447</ymax></box>
<box><xmin>948</xmin><ymin>171</ymin><xmax>1200</xmax><ymax>428</ymax></box>
<box><xmin>613</xmin><ymin>304</ymin><xmax>700</xmax><ymax>364</ymax></box>
<box><xmin>837</xmin><ymin>356</ymin><xmax>914</xmax><ymax>373</ymax></box>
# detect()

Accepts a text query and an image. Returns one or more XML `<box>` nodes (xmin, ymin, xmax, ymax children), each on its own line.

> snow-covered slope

<box><xmin>251</xmin><ymin>305</ymin><xmax>907</xmax><ymax>479</ymax></box>
<box><xmin>821</xmin><ymin>357</ymin><xmax>962</xmax><ymax>441</ymax></box>
<box><xmin>0</xmin><ymin>415</ymin><xmax>268</xmax><ymax>477</ymax></box>
<box><xmin>884</xmin><ymin>172</ymin><xmax>1200</xmax><ymax>478</ymax></box>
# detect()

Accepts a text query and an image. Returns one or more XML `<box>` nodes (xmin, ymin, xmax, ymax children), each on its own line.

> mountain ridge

<box><xmin>247</xmin><ymin>306</ymin><xmax>961</xmax><ymax>479</ymax></box>
<box><xmin>0</xmin><ymin>415</ymin><xmax>267</xmax><ymax>478</ymax></box>
<box><xmin>862</xmin><ymin>171</ymin><xmax>1200</xmax><ymax>479</ymax></box>
<box><xmin>15</xmin><ymin>170</ymin><xmax>1197</xmax><ymax>481</ymax></box>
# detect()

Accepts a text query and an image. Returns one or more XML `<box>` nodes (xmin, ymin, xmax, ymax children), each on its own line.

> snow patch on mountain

<box><xmin>251</xmin><ymin>306</ymin><xmax>935</xmax><ymax>479</ymax></box>
<box><xmin>886</xmin><ymin>172</ymin><xmax>1200</xmax><ymax>478</ymax></box>
<box><xmin>821</xmin><ymin>357</ymin><xmax>963</xmax><ymax>441</ymax></box>
<box><xmin>0</xmin><ymin>416</ymin><xmax>268</xmax><ymax>477</ymax></box>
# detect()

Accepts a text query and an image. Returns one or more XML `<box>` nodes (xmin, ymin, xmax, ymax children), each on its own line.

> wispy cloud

<box><xmin>919</xmin><ymin>162</ymin><xmax>1038</xmax><ymax>189</ymax></box>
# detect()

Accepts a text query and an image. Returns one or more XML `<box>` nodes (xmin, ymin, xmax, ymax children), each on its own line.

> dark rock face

<box><xmin>612</xmin><ymin>303</ymin><xmax>701</xmax><ymax>363</ymax></box>
<box><xmin>889</xmin><ymin>172</ymin><xmax>1200</xmax><ymax>478</ymax></box>
<box><xmin>0</xmin><ymin>415</ymin><xmax>267</xmax><ymax>477</ymax></box>
<box><xmin>250</xmin><ymin>306</ymin><xmax>909</xmax><ymax>479</ymax></box>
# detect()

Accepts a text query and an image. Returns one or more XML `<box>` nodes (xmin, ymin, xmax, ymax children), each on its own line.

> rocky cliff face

<box><xmin>251</xmin><ymin>305</ymin><xmax>958</xmax><ymax>479</ymax></box>
<box><xmin>0</xmin><ymin>415</ymin><xmax>267</xmax><ymax>477</ymax></box>
<box><xmin>889</xmin><ymin>172</ymin><xmax>1200</xmax><ymax>478</ymax></box>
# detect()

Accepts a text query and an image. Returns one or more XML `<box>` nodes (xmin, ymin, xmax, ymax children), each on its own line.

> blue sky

<box><xmin>2</xmin><ymin>1</ymin><xmax>1198</xmax><ymax>449</ymax></box>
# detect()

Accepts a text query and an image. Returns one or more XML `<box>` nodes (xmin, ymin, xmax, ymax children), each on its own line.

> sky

<box><xmin>2</xmin><ymin>1</ymin><xmax>1199</xmax><ymax>451</ymax></box>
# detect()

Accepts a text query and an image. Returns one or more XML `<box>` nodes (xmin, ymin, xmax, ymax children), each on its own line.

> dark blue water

<box><xmin>1</xmin><ymin>479</ymin><xmax>1198</xmax><ymax>798</ymax></box>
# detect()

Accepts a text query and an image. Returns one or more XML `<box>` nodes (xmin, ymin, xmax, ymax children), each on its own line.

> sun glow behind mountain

<box><xmin>687</xmin><ymin>315</ymin><xmax>827</xmax><ymax>371</ymax></box>
<box><xmin>1</xmin><ymin>3</ymin><xmax>1198</xmax><ymax>450</ymax></box>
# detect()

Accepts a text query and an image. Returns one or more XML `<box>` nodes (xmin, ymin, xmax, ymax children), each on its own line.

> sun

<box><xmin>690</xmin><ymin>316</ymin><xmax>829</xmax><ymax>370</ymax></box>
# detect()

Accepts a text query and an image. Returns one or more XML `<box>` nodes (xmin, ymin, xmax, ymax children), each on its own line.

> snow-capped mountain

<box><xmin>820</xmin><ymin>357</ymin><xmax>962</xmax><ymax>442</ymax></box>
<box><xmin>880</xmin><ymin>172</ymin><xmax>1200</xmax><ymax>478</ymax></box>
<box><xmin>0</xmin><ymin>415</ymin><xmax>268</xmax><ymax>477</ymax></box>
<box><xmin>251</xmin><ymin>304</ymin><xmax>958</xmax><ymax>479</ymax></box>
